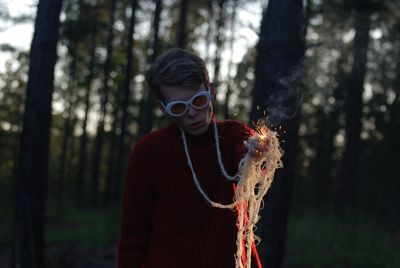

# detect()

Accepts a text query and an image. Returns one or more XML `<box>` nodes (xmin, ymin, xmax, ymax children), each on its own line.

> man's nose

<box><xmin>186</xmin><ymin>104</ymin><xmax>198</xmax><ymax>117</ymax></box>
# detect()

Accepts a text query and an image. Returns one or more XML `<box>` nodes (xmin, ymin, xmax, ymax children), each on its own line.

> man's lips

<box><xmin>190</xmin><ymin>122</ymin><xmax>202</xmax><ymax>129</ymax></box>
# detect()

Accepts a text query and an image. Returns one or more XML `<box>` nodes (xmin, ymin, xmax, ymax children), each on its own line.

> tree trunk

<box><xmin>314</xmin><ymin>108</ymin><xmax>336</xmax><ymax>208</ymax></box>
<box><xmin>335</xmin><ymin>5</ymin><xmax>371</xmax><ymax>212</ymax></box>
<box><xmin>211</xmin><ymin>0</ymin><xmax>226</xmax><ymax>116</ymax></box>
<box><xmin>67</xmin><ymin>115</ymin><xmax>78</xmax><ymax>186</ymax></box>
<box><xmin>223</xmin><ymin>0</ymin><xmax>238</xmax><ymax>119</ymax></box>
<box><xmin>90</xmin><ymin>0</ymin><xmax>117</xmax><ymax>207</ymax></box>
<box><xmin>394</xmin><ymin>25</ymin><xmax>400</xmax><ymax>105</ymax></box>
<box><xmin>75</xmin><ymin>16</ymin><xmax>98</xmax><ymax>209</ymax></box>
<box><xmin>249</xmin><ymin>1</ymin><xmax>304</xmax><ymax>267</ymax></box>
<box><xmin>315</xmin><ymin>55</ymin><xmax>346</xmax><ymax>209</ymax></box>
<box><xmin>0</xmin><ymin>132</ymin><xmax>3</xmax><ymax>167</ymax></box>
<box><xmin>104</xmin><ymin>113</ymin><xmax>118</xmax><ymax>204</ymax></box>
<box><xmin>114</xmin><ymin>0</ymin><xmax>139</xmax><ymax>203</ymax></box>
<box><xmin>138</xmin><ymin>0</ymin><xmax>163</xmax><ymax>137</ymax></box>
<box><xmin>177</xmin><ymin>0</ymin><xmax>188</xmax><ymax>48</ymax></box>
<box><xmin>12</xmin><ymin>0</ymin><xmax>63</xmax><ymax>267</ymax></box>
<box><xmin>212</xmin><ymin>0</ymin><xmax>226</xmax><ymax>90</ymax></box>
<box><xmin>57</xmin><ymin>51</ymin><xmax>77</xmax><ymax>208</ymax></box>
<box><xmin>204</xmin><ymin>0</ymin><xmax>214</xmax><ymax>64</ymax></box>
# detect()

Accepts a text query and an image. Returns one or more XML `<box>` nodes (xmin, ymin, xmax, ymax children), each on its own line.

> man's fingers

<box><xmin>245</xmin><ymin>137</ymin><xmax>269</xmax><ymax>158</ymax></box>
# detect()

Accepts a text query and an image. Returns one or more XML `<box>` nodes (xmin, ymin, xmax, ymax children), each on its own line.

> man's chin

<box><xmin>186</xmin><ymin>122</ymin><xmax>209</xmax><ymax>136</ymax></box>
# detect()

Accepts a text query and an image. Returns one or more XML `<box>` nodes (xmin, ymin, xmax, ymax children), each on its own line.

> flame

<box><xmin>254</xmin><ymin>120</ymin><xmax>269</xmax><ymax>142</ymax></box>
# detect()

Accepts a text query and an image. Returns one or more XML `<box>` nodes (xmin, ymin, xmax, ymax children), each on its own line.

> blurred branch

<box><xmin>0</xmin><ymin>14</ymin><xmax>35</xmax><ymax>32</ymax></box>
<box><xmin>0</xmin><ymin>43</ymin><xmax>17</xmax><ymax>52</ymax></box>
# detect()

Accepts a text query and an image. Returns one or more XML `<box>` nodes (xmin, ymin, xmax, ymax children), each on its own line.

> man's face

<box><xmin>159</xmin><ymin>84</ymin><xmax>214</xmax><ymax>136</ymax></box>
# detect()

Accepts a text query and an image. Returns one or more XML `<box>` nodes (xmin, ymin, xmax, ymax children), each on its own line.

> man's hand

<box><xmin>245</xmin><ymin>137</ymin><xmax>269</xmax><ymax>159</ymax></box>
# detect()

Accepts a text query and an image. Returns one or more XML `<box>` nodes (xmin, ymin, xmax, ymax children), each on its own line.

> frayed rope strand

<box><xmin>180</xmin><ymin>120</ymin><xmax>283</xmax><ymax>268</ymax></box>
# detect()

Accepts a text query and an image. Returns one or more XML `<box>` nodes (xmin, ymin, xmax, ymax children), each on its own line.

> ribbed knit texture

<box><xmin>118</xmin><ymin>119</ymin><xmax>262</xmax><ymax>268</ymax></box>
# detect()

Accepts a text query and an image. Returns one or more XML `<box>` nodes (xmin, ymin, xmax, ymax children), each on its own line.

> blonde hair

<box><xmin>146</xmin><ymin>48</ymin><xmax>210</xmax><ymax>100</ymax></box>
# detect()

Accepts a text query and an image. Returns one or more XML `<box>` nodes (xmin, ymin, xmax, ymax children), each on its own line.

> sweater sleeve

<box><xmin>118</xmin><ymin>139</ymin><xmax>156</xmax><ymax>268</ymax></box>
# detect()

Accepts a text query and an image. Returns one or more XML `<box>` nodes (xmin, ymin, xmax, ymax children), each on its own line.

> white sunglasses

<box><xmin>161</xmin><ymin>90</ymin><xmax>212</xmax><ymax>117</ymax></box>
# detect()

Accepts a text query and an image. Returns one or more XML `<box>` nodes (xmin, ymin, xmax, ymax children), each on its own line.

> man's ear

<box><xmin>209</xmin><ymin>82</ymin><xmax>216</xmax><ymax>100</ymax></box>
<box><xmin>156</xmin><ymin>100</ymin><xmax>166</xmax><ymax>115</ymax></box>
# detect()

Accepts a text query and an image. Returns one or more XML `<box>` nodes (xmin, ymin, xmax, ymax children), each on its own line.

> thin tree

<box><xmin>114</xmin><ymin>0</ymin><xmax>139</xmax><ymax>203</ymax></box>
<box><xmin>12</xmin><ymin>0</ymin><xmax>64</xmax><ymax>267</ymax></box>
<box><xmin>104</xmin><ymin>107</ymin><xmax>119</xmax><ymax>204</ymax></box>
<box><xmin>212</xmin><ymin>0</ymin><xmax>226</xmax><ymax>90</ymax></box>
<box><xmin>55</xmin><ymin>0</ymin><xmax>80</xmax><ymax>208</ymax></box>
<box><xmin>204</xmin><ymin>0</ymin><xmax>214</xmax><ymax>64</ymax></box>
<box><xmin>0</xmin><ymin>134</ymin><xmax>2</xmax><ymax>166</ymax></box>
<box><xmin>57</xmin><ymin>49</ymin><xmax>77</xmax><ymax>208</ymax></box>
<box><xmin>177</xmin><ymin>0</ymin><xmax>188</xmax><ymax>48</ymax></box>
<box><xmin>394</xmin><ymin>23</ymin><xmax>400</xmax><ymax>105</ymax></box>
<box><xmin>249</xmin><ymin>0</ymin><xmax>305</xmax><ymax>267</ymax></box>
<box><xmin>138</xmin><ymin>0</ymin><xmax>163</xmax><ymax>137</ymax></box>
<box><xmin>90</xmin><ymin>0</ymin><xmax>117</xmax><ymax>206</ymax></box>
<box><xmin>223</xmin><ymin>0</ymin><xmax>238</xmax><ymax>119</ymax></box>
<box><xmin>335</xmin><ymin>1</ymin><xmax>374</xmax><ymax>212</ymax></box>
<box><xmin>75</xmin><ymin>3</ymin><xmax>99</xmax><ymax>209</ymax></box>
<box><xmin>314</xmin><ymin>54</ymin><xmax>346</xmax><ymax>209</ymax></box>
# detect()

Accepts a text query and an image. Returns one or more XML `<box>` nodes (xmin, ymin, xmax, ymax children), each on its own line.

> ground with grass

<box><xmin>284</xmin><ymin>210</ymin><xmax>400</xmax><ymax>268</ymax></box>
<box><xmin>1</xmin><ymin>205</ymin><xmax>399</xmax><ymax>267</ymax></box>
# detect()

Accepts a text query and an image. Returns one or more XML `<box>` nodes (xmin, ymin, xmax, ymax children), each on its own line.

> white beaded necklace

<box><xmin>179</xmin><ymin>120</ymin><xmax>239</xmax><ymax>206</ymax></box>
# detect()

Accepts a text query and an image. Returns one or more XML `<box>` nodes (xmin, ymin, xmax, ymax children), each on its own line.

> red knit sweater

<box><xmin>118</xmin><ymin>120</ymin><xmax>262</xmax><ymax>268</ymax></box>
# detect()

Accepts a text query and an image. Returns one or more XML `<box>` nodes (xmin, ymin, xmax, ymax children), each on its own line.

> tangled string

<box><xmin>212</xmin><ymin>127</ymin><xmax>283</xmax><ymax>268</ymax></box>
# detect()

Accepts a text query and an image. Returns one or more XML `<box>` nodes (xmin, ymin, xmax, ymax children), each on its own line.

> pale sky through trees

<box><xmin>0</xmin><ymin>0</ymin><xmax>35</xmax><ymax>71</ymax></box>
<box><xmin>0</xmin><ymin>0</ymin><xmax>263</xmax><ymax>135</ymax></box>
<box><xmin>0</xmin><ymin>0</ymin><xmax>262</xmax><ymax>74</ymax></box>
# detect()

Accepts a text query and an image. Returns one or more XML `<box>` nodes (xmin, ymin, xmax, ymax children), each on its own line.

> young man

<box><xmin>118</xmin><ymin>48</ymin><xmax>265</xmax><ymax>268</ymax></box>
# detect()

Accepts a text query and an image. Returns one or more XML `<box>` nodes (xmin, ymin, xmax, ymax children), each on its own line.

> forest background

<box><xmin>0</xmin><ymin>0</ymin><xmax>399</xmax><ymax>267</ymax></box>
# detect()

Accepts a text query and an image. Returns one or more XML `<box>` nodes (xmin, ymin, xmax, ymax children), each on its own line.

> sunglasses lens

<box><xmin>192</xmin><ymin>95</ymin><xmax>209</xmax><ymax>108</ymax></box>
<box><xmin>170</xmin><ymin>103</ymin><xmax>187</xmax><ymax>116</ymax></box>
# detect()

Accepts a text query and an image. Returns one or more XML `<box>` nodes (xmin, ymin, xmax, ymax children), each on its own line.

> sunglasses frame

<box><xmin>161</xmin><ymin>89</ymin><xmax>212</xmax><ymax>117</ymax></box>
